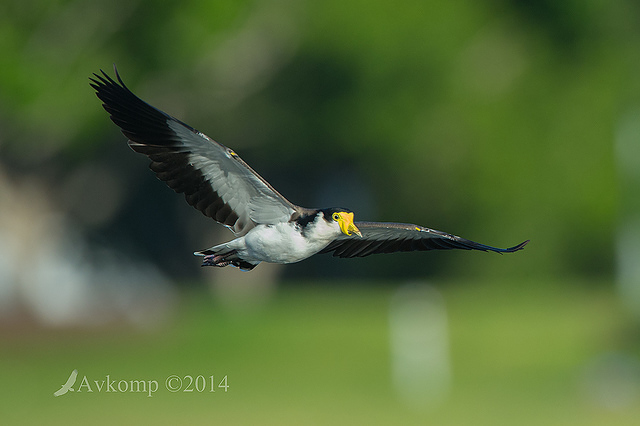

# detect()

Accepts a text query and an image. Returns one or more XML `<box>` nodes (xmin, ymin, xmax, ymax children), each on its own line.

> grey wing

<box><xmin>320</xmin><ymin>221</ymin><xmax>529</xmax><ymax>258</ymax></box>
<box><xmin>90</xmin><ymin>68</ymin><xmax>301</xmax><ymax>236</ymax></box>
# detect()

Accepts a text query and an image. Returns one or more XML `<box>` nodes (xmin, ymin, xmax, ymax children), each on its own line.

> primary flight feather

<box><xmin>90</xmin><ymin>67</ymin><xmax>528</xmax><ymax>271</ymax></box>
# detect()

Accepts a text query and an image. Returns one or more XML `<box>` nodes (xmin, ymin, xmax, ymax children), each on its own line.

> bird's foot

<box><xmin>201</xmin><ymin>254</ymin><xmax>232</xmax><ymax>267</ymax></box>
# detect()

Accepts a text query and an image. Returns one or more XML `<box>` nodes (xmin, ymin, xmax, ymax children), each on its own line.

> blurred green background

<box><xmin>2</xmin><ymin>0</ymin><xmax>640</xmax><ymax>424</ymax></box>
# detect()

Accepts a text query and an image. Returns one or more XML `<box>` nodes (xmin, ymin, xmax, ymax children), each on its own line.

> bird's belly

<box><xmin>244</xmin><ymin>224</ymin><xmax>329</xmax><ymax>264</ymax></box>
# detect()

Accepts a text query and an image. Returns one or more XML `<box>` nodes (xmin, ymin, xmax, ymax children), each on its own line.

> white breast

<box><xmin>243</xmin><ymin>216</ymin><xmax>339</xmax><ymax>264</ymax></box>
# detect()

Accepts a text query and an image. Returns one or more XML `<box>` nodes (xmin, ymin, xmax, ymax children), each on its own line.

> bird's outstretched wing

<box><xmin>90</xmin><ymin>67</ymin><xmax>305</xmax><ymax>236</ymax></box>
<box><xmin>320</xmin><ymin>221</ymin><xmax>529</xmax><ymax>258</ymax></box>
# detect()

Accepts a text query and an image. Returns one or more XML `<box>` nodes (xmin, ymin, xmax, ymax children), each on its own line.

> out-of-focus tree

<box><xmin>1</xmin><ymin>0</ymin><xmax>638</xmax><ymax>281</ymax></box>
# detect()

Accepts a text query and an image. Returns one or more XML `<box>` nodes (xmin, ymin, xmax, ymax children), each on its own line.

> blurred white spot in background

<box><xmin>389</xmin><ymin>283</ymin><xmax>451</xmax><ymax>410</ymax></box>
<box><xmin>0</xmin><ymin>168</ymin><xmax>175</xmax><ymax>329</ymax></box>
<box><xmin>581</xmin><ymin>352</ymin><xmax>640</xmax><ymax>411</ymax></box>
<box><xmin>615</xmin><ymin>108</ymin><xmax>640</xmax><ymax>318</ymax></box>
<box><xmin>616</xmin><ymin>220</ymin><xmax>640</xmax><ymax>315</ymax></box>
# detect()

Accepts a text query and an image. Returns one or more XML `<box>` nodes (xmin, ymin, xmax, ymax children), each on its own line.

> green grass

<box><xmin>2</xmin><ymin>279</ymin><xmax>639</xmax><ymax>425</ymax></box>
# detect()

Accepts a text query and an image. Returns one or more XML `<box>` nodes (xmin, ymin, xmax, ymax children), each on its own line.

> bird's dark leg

<box><xmin>201</xmin><ymin>254</ymin><xmax>232</xmax><ymax>267</ymax></box>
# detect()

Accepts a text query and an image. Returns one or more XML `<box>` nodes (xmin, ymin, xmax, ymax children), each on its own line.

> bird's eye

<box><xmin>332</xmin><ymin>213</ymin><xmax>340</xmax><ymax>221</ymax></box>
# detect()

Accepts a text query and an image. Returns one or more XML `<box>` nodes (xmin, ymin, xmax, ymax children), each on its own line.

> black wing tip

<box><xmin>89</xmin><ymin>64</ymin><xmax>128</xmax><ymax>93</ymax></box>
<box><xmin>500</xmin><ymin>239</ymin><xmax>530</xmax><ymax>253</ymax></box>
<box><xmin>452</xmin><ymin>236</ymin><xmax>529</xmax><ymax>254</ymax></box>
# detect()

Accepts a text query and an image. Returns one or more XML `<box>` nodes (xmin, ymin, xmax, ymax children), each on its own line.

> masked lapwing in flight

<box><xmin>91</xmin><ymin>68</ymin><xmax>528</xmax><ymax>271</ymax></box>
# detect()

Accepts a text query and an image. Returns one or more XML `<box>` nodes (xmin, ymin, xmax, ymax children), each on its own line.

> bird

<box><xmin>90</xmin><ymin>67</ymin><xmax>528</xmax><ymax>271</ymax></box>
<box><xmin>53</xmin><ymin>369</ymin><xmax>78</xmax><ymax>397</ymax></box>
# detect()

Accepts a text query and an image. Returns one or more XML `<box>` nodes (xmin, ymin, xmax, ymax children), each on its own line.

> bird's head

<box><xmin>322</xmin><ymin>208</ymin><xmax>362</xmax><ymax>237</ymax></box>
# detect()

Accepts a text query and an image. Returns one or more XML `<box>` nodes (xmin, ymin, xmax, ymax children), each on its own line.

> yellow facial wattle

<box><xmin>335</xmin><ymin>212</ymin><xmax>362</xmax><ymax>237</ymax></box>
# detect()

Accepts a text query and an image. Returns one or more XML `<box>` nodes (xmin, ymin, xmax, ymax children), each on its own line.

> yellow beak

<box><xmin>338</xmin><ymin>212</ymin><xmax>362</xmax><ymax>237</ymax></box>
